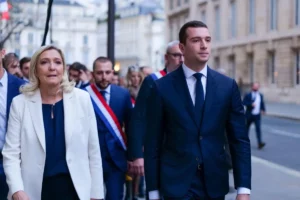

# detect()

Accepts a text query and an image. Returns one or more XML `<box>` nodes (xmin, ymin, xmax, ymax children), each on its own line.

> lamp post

<box><xmin>107</xmin><ymin>0</ymin><xmax>115</xmax><ymax>67</ymax></box>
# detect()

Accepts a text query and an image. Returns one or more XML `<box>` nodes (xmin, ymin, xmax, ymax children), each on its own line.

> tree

<box><xmin>0</xmin><ymin>0</ymin><xmax>31</xmax><ymax>48</ymax></box>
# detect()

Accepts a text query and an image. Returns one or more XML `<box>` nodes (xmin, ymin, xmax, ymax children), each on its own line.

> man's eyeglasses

<box><xmin>167</xmin><ymin>53</ymin><xmax>183</xmax><ymax>58</ymax></box>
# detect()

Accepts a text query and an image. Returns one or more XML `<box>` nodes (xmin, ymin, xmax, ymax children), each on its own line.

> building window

<box><xmin>229</xmin><ymin>55</ymin><xmax>236</xmax><ymax>79</ymax></box>
<box><xmin>296</xmin><ymin>50</ymin><xmax>300</xmax><ymax>85</ymax></box>
<box><xmin>170</xmin><ymin>0</ymin><xmax>174</xmax><ymax>10</ymax></box>
<box><xmin>28</xmin><ymin>33</ymin><xmax>33</xmax><ymax>44</ymax></box>
<box><xmin>83</xmin><ymin>50</ymin><xmax>89</xmax><ymax>66</ymax></box>
<box><xmin>270</xmin><ymin>0</ymin><xmax>277</xmax><ymax>30</ymax></box>
<box><xmin>230</xmin><ymin>1</ymin><xmax>237</xmax><ymax>38</ymax></box>
<box><xmin>201</xmin><ymin>10</ymin><xmax>206</xmax><ymax>23</ymax></box>
<box><xmin>249</xmin><ymin>0</ymin><xmax>255</xmax><ymax>34</ymax></box>
<box><xmin>269</xmin><ymin>52</ymin><xmax>276</xmax><ymax>84</ymax></box>
<box><xmin>15</xmin><ymin>49</ymin><xmax>20</xmax><ymax>57</ymax></box>
<box><xmin>83</xmin><ymin>35</ymin><xmax>88</xmax><ymax>46</ymax></box>
<box><xmin>28</xmin><ymin>49</ymin><xmax>33</xmax><ymax>56</ymax></box>
<box><xmin>15</xmin><ymin>33</ymin><xmax>20</xmax><ymax>43</ymax></box>
<box><xmin>248</xmin><ymin>54</ymin><xmax>254</xmax><ymax>83</ymax></box>
<box><xmin>177</xmin><ymin>0</ymin><xmax>181</xmax><ymax>6</ymax></box>
<box><xmin>296</xmin><ymin>0</ymin><xmax>300</xmax><ymax>26</ymax></box>
<box><xmin>214</xmin><ymin>6</ymin><xmax>221</xmax><ymax>41</ymax></box>
<box><xmin>214</xmin><ymin>57</ymin><xmax>220</xmax><ymax>69</ymax></box>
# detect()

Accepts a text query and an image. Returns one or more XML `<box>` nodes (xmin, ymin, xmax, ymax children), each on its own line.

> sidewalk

<box><xmin>265</xmin><ymin>102</ymin><xmax>300</xmax><ymax>120</ymax></box>
<box><xmin>225</xmin><ymin>156</ymin><xmax>300</xmax><ymax>200</ymax></box>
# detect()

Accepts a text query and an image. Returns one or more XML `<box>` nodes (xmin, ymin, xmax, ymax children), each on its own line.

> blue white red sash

<box><xmin>85</xmin><ymin>84</ymin><xmax>127</xmax><ymax>150</ymax></box>
<box><xmin>150</xmin><ymin>69</ymin><xmax>166</xmax><ymax>81</ymax></box>
<box><xmin>131</xmin><ymin>97</ymin><xmax>135</xmax><ymax>107</ymax></box>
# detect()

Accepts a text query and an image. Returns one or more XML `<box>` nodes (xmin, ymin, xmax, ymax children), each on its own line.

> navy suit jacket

<box><xmin>93</xmin><ymin>84</ymin><xmax>132</xmax><ymax>172</ymax></box>
<box><xmin>6</xmin><ymin>74</ymin><xmax>25</xmax><ymax>125</ymax></box>
<box><xmin>144</xmin><ymin>66</ymin><xmax>251</xmax><ymax>198</ymax></box>
<box><xmin>127</xmin><ymin>68</ymin><xmax>167</xmax><ymax>160</ymax></box>
<box><xmin>243</xmin><ymin>92</ymin><xmax>266</xmax><ymax>119</ymax></box>
<box><xmin>1</xmin><ymin>73</ymin><xmax>24</xmax><ymax>175</ymax></box>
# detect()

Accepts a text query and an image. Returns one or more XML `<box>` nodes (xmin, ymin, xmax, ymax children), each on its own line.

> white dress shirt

<box><xmin>96</xmin><ymin>84</ymin><xmax>111</xmax><ymax>105</ymax></box>
<box><xmin>0</xmin><ymin>70</ymin><xmax>8</xmax><ymax>150</ymax></box>
<box><xmin>149</xmin><ymin>64</ymin><xmax>250</xmax><ymax>199</ymax></box>
<box><xmin>251</xmin><ymin>91</ymin><xmax>261</xmax><ymax>115</ymax></box>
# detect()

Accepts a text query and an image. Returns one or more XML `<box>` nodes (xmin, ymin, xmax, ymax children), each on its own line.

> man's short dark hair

<box><xmin>93</xmin><ymin>56</ymin><xmax>112</xmax><ymax>71</ymax></box>
<box><xmin>19</xmin><ymin>57</ymin><xmax>31</xmax><ymax>70</ymax></box>
<box><xmin>179</xmin><ymin>21</ymin><xmax>208</xmax><ymax>44</ymax></box>
<box><xmin>69</xmin><ymin>62</ymin><xmax>88</xmax><ymax>72</ymax></box>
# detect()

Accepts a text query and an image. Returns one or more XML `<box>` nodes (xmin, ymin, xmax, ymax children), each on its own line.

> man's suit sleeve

<box><xmin>242</xmin><ymin>93</ymin><xmax>252</xmax><ymax>107</ymax></box>
<box><xmin>127</xmin><ymin>77</ymin><xmax>153</xmax><ymax>160</ymax></box>
<box><xmin>226</xmin><ymin>80</ymin><xmax>251</xmax><ymax>190</ymax></box>
<box><xmin>124</xmin><ymin>90</ymin><xmax>133</xmax><ymax>139</ymax></box>
<box><xmin>260</xmin><ymin>94</ymin><xmax>266</xmax><ymax>112</ymax></box>
<box><xmin>144</xmin><ymin>83</ymin><xmax>164</xmax><ymax>192</ymax></box>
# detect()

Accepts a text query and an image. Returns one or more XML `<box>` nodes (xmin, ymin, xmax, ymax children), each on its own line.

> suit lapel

<box><xmin>202</xmin><ymin>68</ymin><xmax>217</xmax><ymax>124</ymax></box>
<box><xmin>172</xmin><ymin>66</ymin><xmax>198</xmax><ymax>127</ymax></box>
<box><xmin>28</xmin><ymin>89</ymin><xmax>46</xmax><ymax>152</ymax></box>
<box><xmin>63</xmin><ymin>91</ymin><xmax>75</xmax><ymax>149</ymax></box>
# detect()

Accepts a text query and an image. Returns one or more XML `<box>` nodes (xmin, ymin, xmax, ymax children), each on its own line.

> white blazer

<box><xmin>2</xmin><ymin>88</ymin><xmax>104</xmax><ymax>200</ymax></box>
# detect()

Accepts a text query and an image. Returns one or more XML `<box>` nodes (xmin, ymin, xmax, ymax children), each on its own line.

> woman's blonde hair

<box><xmin>20</xmin><ymin>45</ymin><xmax>75</xmax><ymax>95</ymax></box>
<box><xmin>126</xmin><ymin>65</ymin><xmax>144</xmax><ymax>88</ymax></box>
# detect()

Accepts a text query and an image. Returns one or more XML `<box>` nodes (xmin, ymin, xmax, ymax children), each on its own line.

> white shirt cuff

<box><xmin>237</xmin><ymin>187</ymin><xmax>251</xmax><ymax>194</ymax></box>
<box><xmin>149</xmin><ymin>190</ymin><xmax>160</xmax><ymax>199</ymax></box>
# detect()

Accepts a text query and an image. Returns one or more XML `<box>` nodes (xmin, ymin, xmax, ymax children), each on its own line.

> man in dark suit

<box><xmin>144</xmin><ymin>21</ymin><xmax>251</xmax><ymax>200</ymax></box>
<box><xmin>128</xmin><ymin>40</ymin><xmax>184</xmax><ymax>175</ymax></box>
<box><xmin>0</xmin><ymin>45</ymin><xmax>25</xmax><ymax>199</ymax></box>
<box><xmin>243</xmin><ymin>82</ymin><xmax>266</xmax><ymax>149</ymax></box>
<box><xmin>85</xmin><ymin>57</ymin><xmax>132</xmax><ymax>200</ymax></box>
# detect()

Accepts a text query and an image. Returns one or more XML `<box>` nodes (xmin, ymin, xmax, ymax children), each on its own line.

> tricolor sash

<box><xmin>85</xmin><ymin>84</ymin><xmax>127</xmax><ymax>150</ymax></box>
<box><xmin>131</xmin><ymin>97</ymin><xmax>135</xmax><ymax>107</ymax></box>
<box><xmin>150</xmin><ymin>69</ymin><xmax>166</xmax><ymax>81</ymax></box>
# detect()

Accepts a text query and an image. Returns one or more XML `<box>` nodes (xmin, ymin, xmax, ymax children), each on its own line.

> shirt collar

<box><xmin>0</xmin><ymin>69</ymin><xmax>8</xmax><ymax>87</ymax></box>
<box><xmin>96</xmin><ymin>84</ymin><xmax>111</xmax><ymax>94</ymax></box>
<box><xmin>182</xmin><ymin>63</ymin><xmax>208</xmax><ymax>79</ymax></box>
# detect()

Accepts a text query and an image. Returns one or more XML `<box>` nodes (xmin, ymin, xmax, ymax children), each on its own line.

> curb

<box><xmin>265</xmin><ymin>113</ymin><xmax>300</xmax><ymax>121</ymax></box>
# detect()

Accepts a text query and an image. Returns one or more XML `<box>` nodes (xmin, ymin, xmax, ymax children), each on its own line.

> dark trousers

<box><xmin>41</xmin><ymin>174</ymin><xmax>79</xmax><ymax>200</ymax></box>
<box><xmin>103</xmin><ymin>162</ymin><xmax>125</xmax><ymax>200</ymax></box>
<box><xmin>163</xmin><ymin>170</ymin><xmax>225</xmax><ymax>200</ymax></box>
<box><xmin>246</xmin><ymin>114</ymin><xmax>262</xmax><ymax>145</ymax></box>
<box><xmin>0</xmin><ymin>158</ymin><xmax>8</xmax><ymax>200</ymax></box>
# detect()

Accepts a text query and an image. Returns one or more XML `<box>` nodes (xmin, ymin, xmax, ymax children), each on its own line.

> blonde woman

<box><xmin>126</xmin><ymin>65</ymin><xmax>144</xmax><ymax>102</ymax></box>
<box><xmin>2</xmin><ymin>45</ymin><xmax>104</xmax><ymax>200</ymax></box>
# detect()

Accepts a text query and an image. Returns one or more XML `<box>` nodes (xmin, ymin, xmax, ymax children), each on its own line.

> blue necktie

<box><xmin>193</xmin><ymin>73</ymin><xmax>204</xmax><ymax>123</ymax></box>
<box><xmin>100</xmin><ymin>91</ymin><xmax>107</xmax><ymax>102</ymax></box>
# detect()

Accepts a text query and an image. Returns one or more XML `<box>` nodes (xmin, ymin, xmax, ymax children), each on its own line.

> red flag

<box><xmin>2</xmin><ymin>11</ymin><xmax>9</xmax><ymax>20</ymax></box>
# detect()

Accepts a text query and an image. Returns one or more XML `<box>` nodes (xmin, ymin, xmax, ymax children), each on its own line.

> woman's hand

<box><xmin>12</xmin><ymin>191</ymin><xmax>30</xmax><ymax>200</ymax></box>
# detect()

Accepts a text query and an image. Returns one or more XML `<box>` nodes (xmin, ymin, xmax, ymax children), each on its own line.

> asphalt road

<box><xmin>249</xmin><ymin>116</ymin><xmax>300</xmax><ymax>171</ymax></box>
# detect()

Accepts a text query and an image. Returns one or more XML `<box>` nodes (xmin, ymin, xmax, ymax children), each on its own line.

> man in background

<box><xmin>0</xmin><ymin>44</ymin><xmax>25</xmax><ymax>199</ymax></box>
<box><xmin>243</xmin><ymin>82</ymin><xmax>266</xmax><ymax>149</ymax></box>
<box><xmin>19</xmin><ymin>57</ymin><xmax>31</xmax><ymax>82</ymax></box>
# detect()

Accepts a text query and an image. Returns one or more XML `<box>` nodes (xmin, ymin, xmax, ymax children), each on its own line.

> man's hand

<box><xmin>12</xmin><ymin>191</ymin><xmax>30</xmax><ymax>200</ymax></box>
<box><xmin>261</xmin><ymin>111</ymin><xmax>266</xmax><ymax>115</ymax></box>
<box><xmin>79</xmin><ymin>69</ymin><xmax>89</xmax><ymax>82</ymax></box>
<box><xmin>128</xmin><ymin>158</ymin><xmax>144</xmax><ymax>176</ymax></box>
<box><xmin>236</xmin><ymin>194</ymin><xmax>250</xmax><ymax>200</ymax></box>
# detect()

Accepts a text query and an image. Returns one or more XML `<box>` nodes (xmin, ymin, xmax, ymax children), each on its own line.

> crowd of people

<box><xmin>0</xmin><ymin>21</ymin><xmax>267</xmax><ymax>200</ymax></box>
